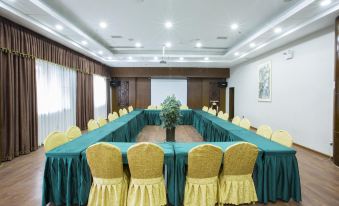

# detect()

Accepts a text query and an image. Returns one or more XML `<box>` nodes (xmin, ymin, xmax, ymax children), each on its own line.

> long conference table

<box><xmin>42</xmin><ymin>109</ymin><xmax>301</xmax><ymax>206</ymax></box>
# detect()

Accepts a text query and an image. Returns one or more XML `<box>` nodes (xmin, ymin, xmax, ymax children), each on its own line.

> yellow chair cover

<box><xmin>128</xmin><ymin>105</ymin><xmax>134</xmax><ymax>112</ymax></box>
<box><xmin>271</xmin><ymin>130</ymin><xmax>293</xmax><ymax>147</ymax></box>
<box><xmin>256</xmin><ymin>125</ymin><xmax>273</xmax><ymax>139</ymax></box>
<box><xmin>202</xmin><ymin>106</ymin><xmax>208</xmax><ymax>112</ymax></box>
<box><xmin>217</xmin><ymin>111</ymin><xmax>224</xmax><ymax>118</ymax></box>
<box><xmin>221</xmin><ymin>113</ymin><xmax>229</xmax><ymax>121</ymax></box>
<box><xmin>184</xmin><ymin>144</ymin><xmax>222</xmax><ymax>206</ymax></box>
<box><xmin>87</xmin><ymin>143</ymin><xmax>128</xmax><ymax>206</ymax></box>
<box><xmin>232</xmin><ymin>116</ymin><xmax>241</xmax><ymax>125</ymax></box>
<box><xmin>211</xmin><ymin>109</ymin><xmax>217</xmax><ymax>116</ymax></box>
<box><xmin>44</xmin><ymin>131</ymin><xmax>68</xmax><ymax>152</ymax></box>
<box><xmin>127</xmin><ymin>143</ymin><xmax>166</xmax><ymax>206</ymax></box>
<box><xmin>98</xmin><ymin>118</ymin><xmax>108</xmax><ymax>127</ymax></box>
<box><xmin>147</xmin><ymin>105</ymin><xmax>156</xmax><ymax>109</ymax></box>
<box><xmin>88</xmin><ymin>119</ymin><xmax>99</xmax><ymax>131</ymax></box>
<box><xmin>119</xmin><ymin>109</ymin><xmax>124</xmax><ymax>117</ymax></box>
<box><xmin>108</xmin><ymin>113</ymin><xmax>115</xmax><ymax>122</ymax></box>
<box><xmin>239</xmin><ymin>118</ymin><xmax>251</xmax><ymax>130</ymax></box>
<box><xmin>180</xmin><ymin>105</ymin><xmax>189</xmax><ymax>110</ymax></box>
<box><xmin>207</xmin><ymin>108</ymin><xmax>213</xmax><ymax>114</ymax></box>
<box><xmin>65</xmin><ymin>126</ymin><xmax>82</xmax><ymax>141</ymax></box>
<box><xmin>218</xmin><ymin>142</ymin><xmax>258</xmax><ymax>205</ymax></box>
<box><xmin>123</xmin><ymin>108</ymin><xmax>128</xmax><ymax>115</ymax></box>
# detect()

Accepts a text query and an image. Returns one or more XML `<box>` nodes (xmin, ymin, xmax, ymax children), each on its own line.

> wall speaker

<box><xmin>110</xmin><ymin>80</ymin><xmax>121</xmax><ymax>87</ymax></box>
<box><xmin>217</xmin><ymin>81</ymin><xmax>228</xmax><ymax>88</ymax></box>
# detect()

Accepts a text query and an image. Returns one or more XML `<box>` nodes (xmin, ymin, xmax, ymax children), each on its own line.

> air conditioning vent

<box><xmin>217</xmin><ymin>36</ymin><xmax>228</xmax><ymax>40</ymax></box>
<box><xmin>111</xmin><ymin>35</ymin><xmax>123</xmax><ymax>39</ymax></box>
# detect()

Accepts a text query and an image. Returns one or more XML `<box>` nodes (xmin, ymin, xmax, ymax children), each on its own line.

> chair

<box><xmin>217</xmin><ymin>111</ymin><xmax>224</xmax><ymax>118</ymax></box>
<box><xmin>65</xmin><ymin>126</ymin><xmax>82</xmax><ymax>141</ymax></box>
<box><xmin>207</xmin><ymin>107</ymin><xmax>213</xmax><ymax>114</ymax></box>
<box><xmin>87</xmin><ymin>143</ymin><xmax>128</xmax><ymax>206</ymax></box>
<box><xmin>108</xmin><ymin>112</ymin><xmax>119</xmax><ymax>122</ymax></box>
<box><xmin>122</xmin><ymin>108</ymin><xmax>128</xmax><ymax>115</ymax></box>
<box><xmin>271</xmin><ymin>130</ymin><xmax>293</xmax><ymax>147</ymax></box>
<box><xmin>180</xmin><ymin>105</ymin><xmax>189</xmax><ymax>110</ymax></box>
<box><xmin>156</xmin><ymin>105</ymin><xmax>163</xmax><ymax>110</ymax></box>
<box><xmin>119</xmin><ymin>109</ymin><xmax>124</xmax><ymax>117</ymax></box>
<box><xmin>128</xmin><ymin>105</ymin><xmax>134</xmax><ymax>112</ymax></box>
<box><xmin>221</xmin><ymin>113</ymin><xmax>229</xmax><ymax>121</ymax></box>
<box><xmin>202</xmin><ymin>106</ymin><xmax>208</xmax><ymax>112</ymax></box>
<box><xmin>218</xmin><ymin>142</ymin><xmax>259</xmax><ymax>205</ymax></box>
<box><xmin>232</xmin><ymin>116</ymin><xmax>241</xmax><ymax>125</ymax></box>
<box><xmin>239</xmin><ymin>118</ymin><xmax>251</xmax><ymax>130</ymax></box>
<box><xmin>256</xmin><ymin>125</ymin><xmax>273</xmax><ymax>139</ymax></box>
<box><xmin>147</xmin><ymin>105</ymin><xmax>156</xmax><ymax>110</ymax></box>
<box><xmin>211</xmin><ymin>109</ymin><xmax>217</xmax><ymax>115</ymax></box>
<box><xmin>88</xmin><ymin>119</ymin><xmax>99</xmax><ymax>131</ymax></box>
<box><xmin>127</xmin><ymin>143</ymin><xmax>166</xmax><ymax>206</ymax></box>
<box><xmin>98</xmin><ymin>118</ymin><xmax>108</xmax><ymax>127</ymax></box>
<box><xmin>44</xmin><ymin>131</ymin><xmax>68</xmax><ymax>152</ymax></box>
<box><xmin>184</xmin><ymin>144</ymin><xmax>223</xmax><ymax>206</ymax></box>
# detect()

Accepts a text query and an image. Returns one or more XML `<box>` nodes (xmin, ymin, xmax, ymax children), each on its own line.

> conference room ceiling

<box><xmin>0</xmin><ymin>0</ymin><xmax>339</xmax><ymax>68</ymax></box>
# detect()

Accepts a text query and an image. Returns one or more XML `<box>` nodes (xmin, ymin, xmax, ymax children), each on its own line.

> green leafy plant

<box><xmin>159</xmin><ymin>95</ymin><xmax>182</xmax><ymax>129</ymax></box>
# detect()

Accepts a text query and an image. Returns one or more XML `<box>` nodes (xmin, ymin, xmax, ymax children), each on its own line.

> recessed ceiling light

<box><xmin>98</xmin><ymin>51</ymin><xmax>103</xmax><ymax>55</ymax></box>
<box><xmin>164</xmin><ymin>21</ymin><xmax>173</xmax><ymax>29</ymax></box>
<box><xmin>99</xmin><ymin>21</ymin><xmax>107</xmax><ymax>28</ymax></box>
<box><xmin>320</xmin><ymin>0</ymin><xmax>331</xmax><ymax>6</ymax></box>
<box><xmin>165</xmin><ymin>42</ymin><xmax>172</xmax><ymax>48</ymax></box>
<box><xmin>230</xmin><ymin>23</ymin><xmax>239</xmax><ymax>30</ymax></box>
<box><xmin>135</xmin><ymin>42</ymin><xmax>142</xmax><ymax>48</ymax></box>
<box><xmin>204</xmin><ymin>57</ymin><xmax>209</xmax><ymax>61</ymax></box>
<box><xmin>107</xmin><ymin>56</ymin><xmax>112</xmax><ymax>60</ymax></box>
<box><xmin>196</xmin><ymin>42</ymin><xmax>202</xmax><ymax>48</ymax></box>
<box><xmin>274</xmin><ymin>27</ymin><xmax>282</xmax><ymax>33</ymax></box>
<box><xmin>249</xmin><ymin>43</ymin><xmax>256</xmax><ymax>48</ymax></box>
<box><xmin>81</xmin><ymin>40</ymin><xmax>88</xmax><ymax>45</ymax></box>
<box><xmin>234</xmin><ymin>52</ymin><xmax>239</xmax><ymax>56</ymax></box>
<box><xmin>179</xmin><ymin>57</ymin><xmax>184</xmax><ymax>61</ymax></box>
<box><xmin>128</xmin><ymin>56</ymin><xmax>133</xmax><ymax>60</ymax></box>
<box><xmin>55</xmin><ymin>24</ymin><xmax>63</xmax><ymax>30</ymax></box>
<box><xmin>154</xmin><ymin>56</ymin><xmax>159</xmax><ymax>61</ymax></box>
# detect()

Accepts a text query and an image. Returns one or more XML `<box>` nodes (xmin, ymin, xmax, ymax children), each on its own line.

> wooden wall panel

<box><xmin>136</xmin><ymin>78</ymin><xmax>151</xmax><ymax>108</ymax></box>
<box><xmin>111</xmin><ymin>67</ymin><xmax>229</xmax><ymax>78</ymax></box>
<box><xmin>333</xmin><ymin>17</ymin><xmax>339</xmax><ymax>166</ymax></box>
<box><xmin>187</xmin><ymin>79</ymin><xmax>203</xmax><ymax>109</ymax></box>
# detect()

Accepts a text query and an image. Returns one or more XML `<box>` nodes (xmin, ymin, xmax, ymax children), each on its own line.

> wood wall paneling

<box><xmin>333</xmin><ymin>17</ymin><xmax>339</xmax><ymax>166</ymax></box>
<box><xmin>111</xmin><ymin>67</ymin><xmax>230</xmax><ymax>78</ymax></box>
<box><xmin>187</xmin><ymin>79</ymin><xmax>203</xmax><ymax>109</ymax></box>
<box><xmin>135</xmin><ymin>78</ymin><xmax>151</xmax><ymax>108</ymax></box>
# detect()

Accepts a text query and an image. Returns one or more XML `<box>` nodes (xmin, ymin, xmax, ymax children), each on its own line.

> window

<box><xmin>93</xmin><ymin>74</ymin><xmax>108</xmax><ymax>119</ymax></box>
<box><xmin>36</xmin><ymin>59</ymin><xmax>76</xmax><ymax>145</ymax></box>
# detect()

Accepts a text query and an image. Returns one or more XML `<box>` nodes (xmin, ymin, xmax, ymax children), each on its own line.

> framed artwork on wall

<box><xmin>258</xmin><ymin>61</ymin><xmax>272</xmax><ymax>102</ymax></box>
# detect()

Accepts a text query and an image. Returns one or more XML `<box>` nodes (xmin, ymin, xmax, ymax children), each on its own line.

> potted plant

<box><xmin>159</xmin><ymin>95</ymin><xmax>182</xmax><ymax>142</ymax></box>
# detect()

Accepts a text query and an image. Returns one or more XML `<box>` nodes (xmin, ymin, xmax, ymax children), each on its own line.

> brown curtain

<box><xmin>0</xmin><ymin>52</ymin><xmax>38</xmax><ymax>161</ymax></box>
<box><xmin>107</xmin><ymin>79</ymin><xmax>111</xmax><ymax>115</ymax></box>
<box><xmin>76</xmin><ymin>72</ymin><xmax>94</xmax><ymax>130</ymax></box>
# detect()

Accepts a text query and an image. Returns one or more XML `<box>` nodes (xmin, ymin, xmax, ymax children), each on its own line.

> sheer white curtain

<box><xmin>93</xmin><ymin>74</ymin><xmax>108</xmax><ymax>119</ymax></box>
<box><xmin>36</xmin><ymin>59</ymin><xmax>77</xmax><ymax>145</ymax></box>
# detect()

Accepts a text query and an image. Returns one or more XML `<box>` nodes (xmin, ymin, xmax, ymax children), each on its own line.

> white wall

<box><xmin>226</xmin><ymin>27</ymin><xmax>334</xmax><ymax>155</ymax></box>
<box><xmin>151</xmin><ymin>78</ymin><xmax>187</xmax><ymax>105</ymax></box>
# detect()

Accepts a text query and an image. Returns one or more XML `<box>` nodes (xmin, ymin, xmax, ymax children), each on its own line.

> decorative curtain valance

<box><xmin>0</xmin><ymin>16</ymin><xmax>110</xmax><ymax>76</ymax></box>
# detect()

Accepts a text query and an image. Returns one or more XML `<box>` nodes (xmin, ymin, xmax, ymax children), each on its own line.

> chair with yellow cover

<box><xmin>217</xmin><ymin>111</ymin><xmax>224</xmax><ymax>118</ymax></box>
<box><xmin>65</xmin><ymin>126</ymin><xmax>82</xmax><ymax>141</ymax></box>
<box><xmin>271</xmin><ymin>130</ymin><xmax>293</xmax><ymax>147</ymax></box>
<box><xmin>180</xmin><ymin>105</ymin><xmax>189</xmax><ymax>110</ymax></box>
<box><xmin>256</xmin><ymin>125</ymin><xmax>273</xmax><ymax>139</ymax></box>
<box><xmin>44</xmin><ymin>131</ymin><xmax>68</xmax><ymax>152</ymax></box>
<box><xmin>127</xmin><ymin>143</ymin><xmax>166</xmax><ymax>206</ymax></box>
<box><xmin>128</xmin><ymin>105</ymin><xmax>134</xmax><ymax>113</ymax></box>
<box><xmin>211</xmin><ymin>109</ymin><xmax>217</xmax><ymax>116</ymax></box>
<box><xmin>156</xmin><ymin>105</ymin><xmax>163</xmax><ymax>110</ymax></box>
<box><xmin>122</xmin><ymin>108</ymin><xmax>128</xmax><ymax>115</ymax></box>
<box><xmin>221</xmin><ymin>113</ymin><xmax>229</xmax><ymax>121</ymax></box>
<box><xmin>218</xmin><ymin>142</ymin><xmax>259</xmax><ymax>205</ymax></box>
<box><xmin>108</xmin><ymin>113</ymin><xmax>116</xmax><ymax>122</ymax></box>
<box><xmin>147</xmin><ymin>105</ymin><xmax>156</xmax><ymax>110</ymax></box>
<box><xmin>88</xmin><ymin>119</ymin><xmax>99</xmax><ymax>131</ymax></box>
<box><xmin>98</xmin><ymin>118</ymin><xmax>108</xmax><ymax>127</ymax></box>
<box><xmin>239</xmin><ymin>118</ymin><xmax>251</xmax><ymax>130</ymax></box>
<box><xmin>202</xmin><ymin>106</ymin><xmax>208</xmax><ymax>112</ymax></box>
<box><xmin>184</xmin><ymin>144</ymin><xmax>223</xmax><ymax>206</ymax></box>
<box><xmin>87</xmin><ymin>143</ymin><xmax>128</xmax><ymax>206</ymax></box>
<box><xmin>119</xmin><ymin>109</ymin><xmax>124</xmax><ymax>117</ymax></box>
<box><xmin>207</xmin><ymin>107</ymin><xmax>213</xmax><ymax>114</ymax></box>
<box><xmin>232</xmin><ymin>116</ymin><xmax>241</xmax><ymax>125</ymax></box>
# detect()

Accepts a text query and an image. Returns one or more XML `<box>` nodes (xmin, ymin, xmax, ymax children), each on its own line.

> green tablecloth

<box><xmin>144</xmin><ymin>109</ymin><xmax>193</xmax><ymax>125</ymax></box>
<box><xmin>42</xmin><ymin>110</ymin><xmax>145</xmax><ymax>206</ymax></box>
<box><xmin>173</xmin><ymin>142</ymin><xmax>264</xmax><ymax>206</ymax></box>
<box><xmin>80</xmin><ymin>142</ymin><xmax>175</xmax><ymax>205</ymax></box>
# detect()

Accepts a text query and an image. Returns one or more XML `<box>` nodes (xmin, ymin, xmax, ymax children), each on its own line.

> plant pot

<box><xmin>166</xmin><ymin>127</ymin><xmax>176</xmax><ymax>142</ymax></box>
